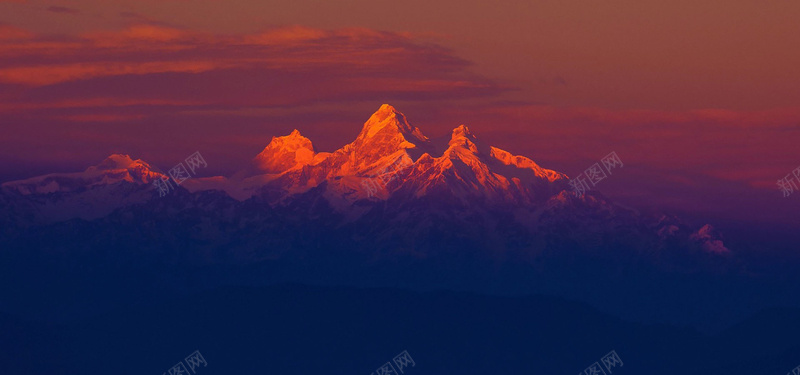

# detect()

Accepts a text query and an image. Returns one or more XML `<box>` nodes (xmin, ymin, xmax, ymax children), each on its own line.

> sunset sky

<box><xmin>1</xmin><ymin>0</ymin><xmax>799</xmax><ymax>230</ymax></box>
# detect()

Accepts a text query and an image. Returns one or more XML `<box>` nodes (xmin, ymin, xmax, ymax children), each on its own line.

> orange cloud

<box><xmin>0</xmin><ymin>98</ymin><xmax>204</xmax><ymax>112</ymax></box>
<box><xmin>0</xmin><ymin>25</ymin><xmax>474</xmax><ymax>87</ymax></box>
<box><xmin>0</xmin><ymin>60</ymin><xmax>231</xmax><ymax>85</ymax></box>
<box><xmin>82</xmin><ymin>24</ymin><xmax>198</xmax><ymax>45</ymax></box>
<box><xmin>241</xmin><ymin>25</ymin><xmax>327</xmax><ymax>44</ymax></box>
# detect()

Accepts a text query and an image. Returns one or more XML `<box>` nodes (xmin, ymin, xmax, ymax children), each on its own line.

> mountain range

<box><xmin>1</xmin><ymin>104</ymin><xmax>722</xmax><ymax>252</ymax></box>
<box><xmin>0</xmin><ymin>105</ymin><xmax>766</xmax><ymax>330</ymax></box>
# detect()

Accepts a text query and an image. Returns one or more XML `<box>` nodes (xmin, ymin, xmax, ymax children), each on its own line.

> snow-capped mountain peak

<box><xmin>310</xmin><ymin>105</ymin><xmax>434</xmax><ymax>179</ymax></box>
<box><xmin>2</xmin><ymin>154</ymin><xmax>162</xmax><ymax>196</ymax></box>
<box><xmin>449</xmin><ymin>124</ymin><xmax>478</xmax><ymax>146</ymax></box>
<box><xmin>252</xmin><ymin>129</ymin><xmax>316</xmax><ymax>174</ymax></box>
<box><xmin>446</xmin><ymin>124</ymin><xmax>483</xmax><ymax>159</ymax></box>
<box><xmin>357</xmin><ymin>104</ymin><xmax>429</xmax><ymax>143</ymax></box>
<box><xmin>0</xmin><ymin>154</ymin><xmax>165</xmax><ymax>222</ymax></box>
<box><xmin>91</xmin><ymin>154</ymin><xmax>139</xmax><ymax>170</ymax></box>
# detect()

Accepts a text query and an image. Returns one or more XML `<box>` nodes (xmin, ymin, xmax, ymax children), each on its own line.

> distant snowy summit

<box><xmin>3</xmin><ymin>154</ymin><xmax>163</xmax><ymax>196</ymax></box>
